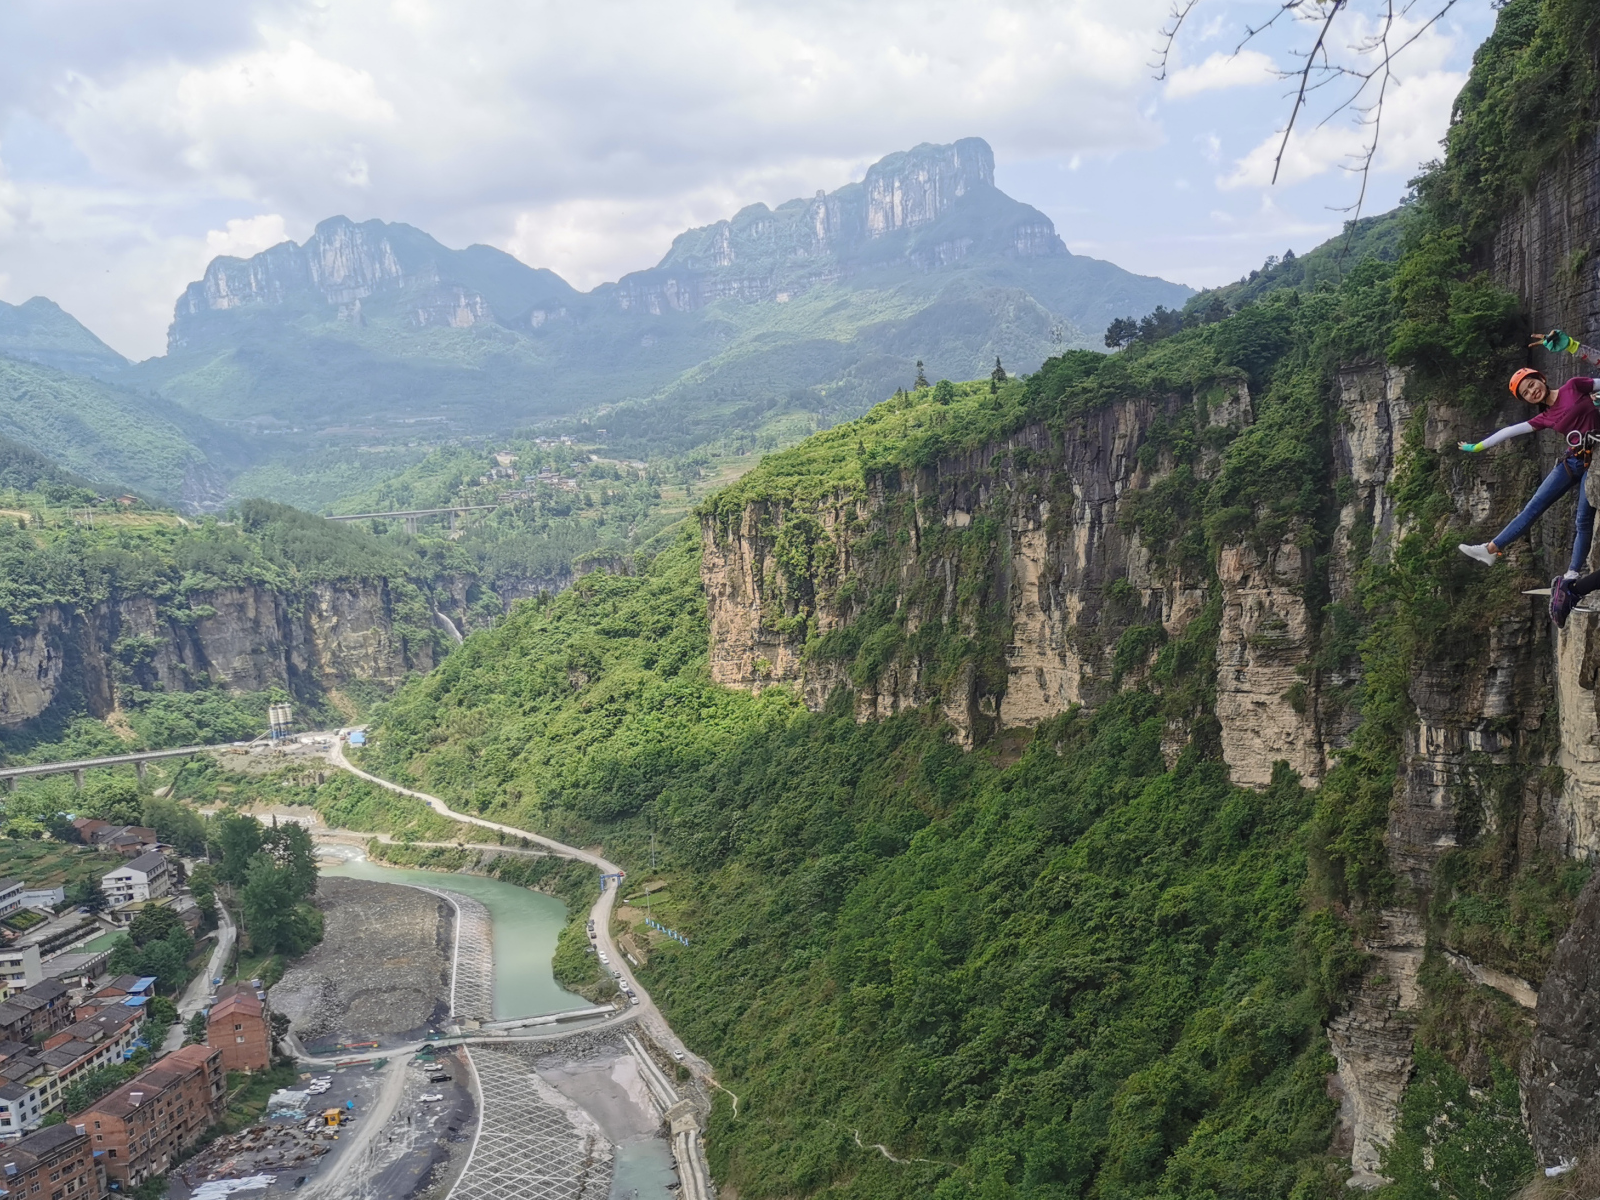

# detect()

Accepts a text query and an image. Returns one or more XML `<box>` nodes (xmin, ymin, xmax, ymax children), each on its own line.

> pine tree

<box><xmin>914</xmin><ymin>361</ymin><xmax>929</xmax><ymax>389</ymax></box>
<box><xmin>990</xmin><ymin>357</ymin><xmax>1007</xmax><ymax>393</ymax></box>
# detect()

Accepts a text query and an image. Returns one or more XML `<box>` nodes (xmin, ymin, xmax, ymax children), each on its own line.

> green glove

<box><xmin>1459</xmin><ymin>441</ymin><xmax>1482</xmax><ymax>453</ymax></box>
<box><xmin>1543</xmin><ymin>329</ymin><xmax>1579</xmax><ymax>354</ymax></box>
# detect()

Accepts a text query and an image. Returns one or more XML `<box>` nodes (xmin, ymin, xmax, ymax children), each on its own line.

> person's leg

<box><xmin>1572</xmin><ymin>465</ymin><xmax>1597</xmax><ymax>574</ymax></box>
<box><xmin>1492</xmin><ymin>458</ymin><xmax>1577</xmax><ymax>552</ymax></box>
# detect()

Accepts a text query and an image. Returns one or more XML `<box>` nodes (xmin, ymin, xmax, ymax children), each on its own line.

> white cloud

<box><xmin>1166</xmin><ymin>51</ymin><xmax>1278</xmax><ymax>100</ymax></box>
<box><xmin>0</xmin><ymin>0</ymin><xmax>1176</xmax><ymax>355</ymax></box>
<box><xmin>205</xmin><ymin>214</ymin><xmax>291</xmax><ymax>260</ymax></box>
<box><xmin>1220</xmin><ymin>68</ymin><xmax>1464</xmax><ymax>189</ymax></box>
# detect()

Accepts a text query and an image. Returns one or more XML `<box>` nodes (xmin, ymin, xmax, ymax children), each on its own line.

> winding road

<box><xmin>325</xmin><ymin>738</ymin><xmax>710</xmax><ymax>1077</ymax></box>
<box><xmin>320</xmin><ymin>737</ymin><xmax>718</xmax><ymax>1199</ymax></box>
<box><xmin>161</xmin><ymin>902</ymin><xmax>235</xmax><ymax>1053</ymax></box>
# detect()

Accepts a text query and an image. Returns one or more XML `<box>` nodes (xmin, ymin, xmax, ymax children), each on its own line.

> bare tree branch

<box><xmin>1151</xmin><ymin>0</ymin><xmax>1205</xmax><ymax>80</ymax></box>
<box><xmin>1334</xmin><ymin>0</ymin><xmax>1395</xmax><ymax>257</ymax></box>
<box><xmin>1272</xmin><ymin>0</ymin><xmax>1347</xmax><ymax>185</ymax></box>
<box><xmin>1155</xmin><ymin>0</ymin><xmax>1464</xmax><ymax>225</ymax></box>
<box><xmin>1234</xmin><ymin>1</ymin><xmax>1307</xmax><ymax>57</ymax></box>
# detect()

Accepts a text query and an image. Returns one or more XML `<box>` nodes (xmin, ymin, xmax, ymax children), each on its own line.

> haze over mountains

<box><xmin>0</xmin><ymin>138</ymin><xmax>1190</xmax><ymax>506</ymax></box>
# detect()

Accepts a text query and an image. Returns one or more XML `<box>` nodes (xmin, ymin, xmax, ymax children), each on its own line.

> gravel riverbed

<box><xmin>270</xmin><ymin>877</ymin><xmax>453</xmax><ymax>1050</ymax></box>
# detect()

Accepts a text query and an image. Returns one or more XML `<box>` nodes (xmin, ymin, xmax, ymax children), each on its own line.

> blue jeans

<box><xmin>1494</xmin><ymin>453</ymin><xmax>1596</xmax><ymax>573</ymax></box>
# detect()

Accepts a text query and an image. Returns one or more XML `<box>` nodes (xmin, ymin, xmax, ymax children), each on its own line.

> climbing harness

<box><xmin>1568</xmin><ymin>429</ymin><xmax>1596</xmax><ymax>468</ymax></box>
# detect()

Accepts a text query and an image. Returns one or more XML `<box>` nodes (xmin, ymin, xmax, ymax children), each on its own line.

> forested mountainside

<box><xmin>0</xmin><ymin>447</ymin><xmax>458</xmax><ymax>748</ymax></box>
<box><xmin>124</xmin><ymin>138</ymin><xmax>1188</xmax><ymax>455</ymax></box>
<box><xmin>0</xmin><ymin>297</ymin><xmax>130</xmax><ymax>380</ymax></box>
<box><xmin>0</xmin><ymin>419</ymin><xmax>719</xmax><ymax>752</ymax></box>
<box><xmin>352</xmin><ymin>1</ymin><xmax>1600</xmax><ymax>1195</ymax></box>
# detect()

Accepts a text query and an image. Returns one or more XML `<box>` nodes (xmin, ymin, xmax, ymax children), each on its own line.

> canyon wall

<box><xmin>703</xmin><ymin>378</ymin><xmax>1343</xmax><ymax>775</ymax></box>
<box><xmin>0</xmin><ymin>580</ymin><xmax>432</xmax><ymax>728</ymax></box>
<box><xmin>1493</xmin><ymin>131</ymin><xmax>1600</xmax><ymax>1173</ymax></box>
<box><xmin>701</xmin><ymin>344</ymin><xmax>1581</xmax><ymax>1182</ymax></box>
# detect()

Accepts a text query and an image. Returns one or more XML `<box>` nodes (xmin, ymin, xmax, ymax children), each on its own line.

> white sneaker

<box><xmin>1458</xmin><ymin>543</ymin><xmax>1499</xmax><ymax>565</ymax></box>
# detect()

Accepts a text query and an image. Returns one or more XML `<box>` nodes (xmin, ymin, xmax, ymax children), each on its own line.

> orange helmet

<box><xmin>1510</xmin><ymin>367</ymin><xmax>1547</xmax><ymax>400</ymax></box>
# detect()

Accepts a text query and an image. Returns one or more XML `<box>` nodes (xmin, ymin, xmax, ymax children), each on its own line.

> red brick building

<box><xmin>206</xmin><ymin>989</ymin><xmax>271</xmax><ymax>1072</ymax></box>
<box><xmin>0</xmin><ymin>1122</ymin><xmax>102</xmax><ymax>1199</ymax></box>
<box><xmin>79</xmin><ymin>1044</ymin><xmax>223</xmax><ymax>1191</ymax></box>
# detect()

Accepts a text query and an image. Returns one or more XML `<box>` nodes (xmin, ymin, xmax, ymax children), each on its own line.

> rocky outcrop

<box><xmin>1214</xmin><ymin>537</ymin><xmax>1322</xmax><ymax>787</ymax></box>
<box><xmin>630</xmin><ymin>139</ymin><xmax>1081</xmax><ymax>316</ymax></box>
<box><xmin>169</xmin><ymin>216</ymin><xmax>577</xmax><ymax>347</ymax></box>
<box><xmin>174</xmin><ymin>217</ymin><xmax>407</xmax><ymax>325</ymax></box>
<box><xmin>0</xmin><ymin>580</ymin><xmax>432</xmax><ymax>729</ymax></box>
<box><xmin>410</xmin><ymin>285</ymin><xmax>493</xmax><ymax>329</ymax></box>
<box><xmin>1328</xmin><ymin>910</ymin><xmax>1426</xmax><ymax>1187</ymax></box>
<box><xmin>1523</xmin><ymin>872</ymin><xmax>1600</xmax><ymax>1169</ymax></box>
<box><xmin>861</xmin><ymin>138</ymin><xmax>995</xmax><ymax>238</ymax></box>
<box><xmin>0</xmin><ymin>609</ymin><xmax>69</xmax><ymax>728</ymax></box>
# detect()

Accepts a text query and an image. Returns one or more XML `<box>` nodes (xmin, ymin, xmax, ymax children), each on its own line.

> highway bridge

<box><xmin>0</xmin><ymin>743</ymin><xmax>228</xmax><ymax>791</ymax></box>
<box><xmin>325</xmin><ymin>505</ymin><xmax>498</xmax><ymax>534</ymax></box>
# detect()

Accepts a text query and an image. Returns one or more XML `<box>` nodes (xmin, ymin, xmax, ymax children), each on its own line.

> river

<box><xmin>319</xmin><ymin>852</ymin><xmax>677</xmax><ymax>1197</ymax></box>
<box><xmin>320</xmin><ymin>855</ymin><xmax>586</xmax><ymax>1021</ymax></box>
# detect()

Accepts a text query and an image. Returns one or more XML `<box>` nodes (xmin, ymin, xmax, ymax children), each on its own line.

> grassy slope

<box><xmin>0</xmin><ymin>355</ymin><xmax>214</xmax><ymax>501</ymax></box>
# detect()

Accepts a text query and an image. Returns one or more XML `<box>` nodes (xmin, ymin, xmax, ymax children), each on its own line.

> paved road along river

<box><xmin>320</xmin><ymin>738</ymin><xmax>718</xmax><ymax>1200</ymax></box>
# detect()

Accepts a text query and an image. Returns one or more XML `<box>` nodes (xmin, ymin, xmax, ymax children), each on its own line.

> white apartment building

<box><xmin>0</xmin><ymin>948</ymin><xmax>40</xmax><ymax>997</ymax></box>
<box><xmin>101</xmin><ymin>852</ymin><xmax>170</xmax><ymax>907</ymax></box>
<box><xmin>0</xmin><ymin>881</ymin><xmax>23</xmax><ymax>921</ymax></box>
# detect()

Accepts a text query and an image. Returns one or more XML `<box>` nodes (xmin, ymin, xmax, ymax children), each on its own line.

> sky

<box><xmin>0</xmin><ymin>0</ymin><xmax>1500</xmax><ymax>361</ymax></box>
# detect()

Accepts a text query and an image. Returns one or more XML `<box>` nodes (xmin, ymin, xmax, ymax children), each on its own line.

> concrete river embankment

<box><xmin>311</xmin><ymin>849</ymin><xmax>690</xmax><ymax>1198</ymax></box>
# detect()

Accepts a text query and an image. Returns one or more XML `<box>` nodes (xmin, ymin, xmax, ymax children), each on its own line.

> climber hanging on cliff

<box><xmin>1456</xmin><ymin>331</ymin><xmax>1600</xmax><ymax>596</ymax></box>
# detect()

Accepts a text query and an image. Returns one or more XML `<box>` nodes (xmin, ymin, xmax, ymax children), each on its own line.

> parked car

<box><xmin>420</xmin><ymin>1093</ymin><xmax>445</xmax><ymax>1103</ymax></box>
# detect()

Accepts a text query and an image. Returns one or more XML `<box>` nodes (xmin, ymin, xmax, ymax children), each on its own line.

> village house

<box><xmin>0</xmin><ymin>1121</ymin><xmax>102</xmax><ymax>1198</ymax></box>
<box><xmin>81</xmin><ymin>1044</ymin><xmax>224</xmax><ymax>1191</ymax></box>
<box><xmin>0</xmin><ymin>1001</ymin><xmax>143</xmax><ymax>1139</ymax></box>
<box><xmin>206</xmin><ymin>987</ymin><xmax>272</xmax><ymax>1072</ymax></box>
<box><xmin>0</xmin><ymin>981</ymin><xmax>73</xmax><ymax>1045</ymax></box>
<box><xmin>100</xmin><ymin>854</ymin><xmax>169</xmax><ymax>908</ymax></box>
<box><xmin>0</xmin><ymin>950</ymin><xmax>40</xmax><ymax>999</ymax></box>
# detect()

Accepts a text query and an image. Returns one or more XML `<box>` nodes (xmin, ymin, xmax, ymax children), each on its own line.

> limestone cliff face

<box><xmin>174</xmin><ymin>217</ymin><xmax>410</xmax><ymax>329</ymax></box>
<box><xmin>0</xmin><ymin>609</ymin><xmax>69</xmax><ymax>729</ymax></box>
<box><xmin>1492</xmin><ymin>131</ymin><xmax>1600</xmax><ymax>1172</ymax></box>
<box><xmin>702</xmin><ymin>353</ymin><xmax>1580</xmax><ymax>1182</ymax></box>
<box><xmin>168</xmin><ymin>215</ymin><xmax>573</xmax><ymax>347</ymax></box>
<box><xmin>0</xmin><ymin>580</ymin><xmax>431</xmax><ymax>729</ymax></box>
<box><xmin>860</xmin><ymin>138</ymin><xmax>995</xmax><ymax>239</ymax></box>
<box><xmin>702</xmin><ymin>382</ymin><xmax>1338</xmax><ymax>767</ymax></box>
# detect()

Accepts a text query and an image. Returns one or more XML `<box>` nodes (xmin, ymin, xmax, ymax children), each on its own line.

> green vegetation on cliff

<box><xmin>365</xmin><ymin>536</ymin><xmax>1354</xmax><ymax>1197</ymax></box>
<box><xmin>351</xmin><ymin>2</ymin><xmax>1592</xmax><ymax>1176</ymax></box>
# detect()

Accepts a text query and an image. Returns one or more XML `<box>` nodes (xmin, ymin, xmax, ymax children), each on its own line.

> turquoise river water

<box><xmin>321</xmin><ymin>855</ymin><xmax>586</xmax><ymax>1019</ymax></box>
<box><xmin>320</xmin><ymin>855</ymin><xmax>675</xmax><ymax>1197</ymax></box>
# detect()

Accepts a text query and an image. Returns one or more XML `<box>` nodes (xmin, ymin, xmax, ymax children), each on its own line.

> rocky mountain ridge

<box><xmin>127</xmin><ymin>138</ymin><xmax>1190</xmax><ymax>450</ymax></box>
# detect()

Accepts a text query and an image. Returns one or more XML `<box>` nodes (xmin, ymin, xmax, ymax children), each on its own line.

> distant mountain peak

<box><xmin>0</xmin><ymin>296</ymin><xmax>130</xmax><ymax>380</ymax></box>
<box><xmin>169</xmin><ymin>214</ymin><xmax>575</xmax><ymax>350</ymax></box>
<box><xmin>629</xmin><ymin>137</ymin><xmax>1064</xmax><ymax>313</ymax></box>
